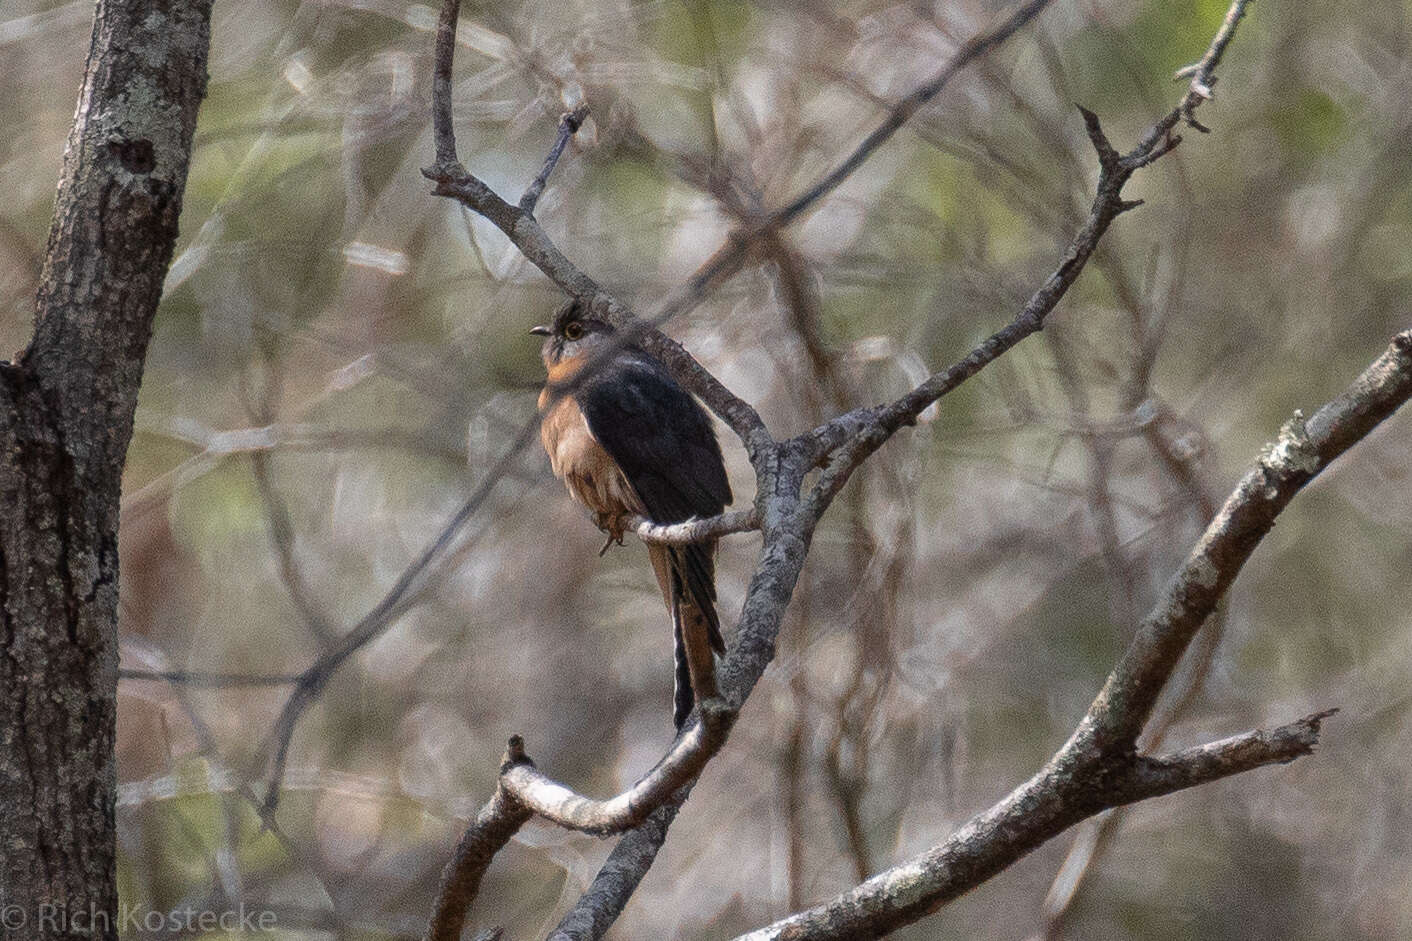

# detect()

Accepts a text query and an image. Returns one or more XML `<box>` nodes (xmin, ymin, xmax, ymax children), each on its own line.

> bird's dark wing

<box><xmin>577</xmin><ymin>351</ymin><xmax>731</xmax><ymax>651</ymax></box>
<box><xmin>577</xmin><ymin>352</ymin><xmax>730</xmax><ymax>521</ymax></box>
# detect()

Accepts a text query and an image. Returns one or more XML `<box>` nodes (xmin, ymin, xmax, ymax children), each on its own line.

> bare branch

<box><xmin>259</xmin><ymin>414</ymin><xmax>543</xmax><ymax>815</ymax></box>
<box><xmin>731</xmin><ymin>326</ymin><xmax>1411</xmax><ymax>940</ymax></box>
<box><xmin>250</xmin><ymin>449</ymin><xmax>340</xmax><ymax>649</ymax></box>
<box><xmin>799</xmin><ymin>0</ymin><xmax>1253</xmax><ymax>511</ymax></box>
<box><xmin>429</xmin><ymin>0</ymin><xmax>461</xmax><ymax>169</ymax></box>
<box><xmin>1079</xmin><ymin>329</ymin><xmax>1412</xmax><ymax>752</ymax></box>
<box><xmin>501</xmin><ymin>700</ymin><xmax>733</xmax><ymax>835</ymax></box>
<box><xmin>734</xmin><ymin>710</ymin><xmax>1338</xmax><ymax>941</ymax></box>
<box><xmin>626</xmin><ymin>508</ymin><xmax>760</xmax><ymax>546</ymax></box>
<box><xmin>544</xmin><ymin>794</ymin><xmax>691</xmax><ymax>941</ymax></box>
<box><xmin>774</xmin><ymin>0</ymin><xmax>1056</xmax><ymax>228</ymax></box>
<box><xmin>1172</xmin><ymin>0</ymin><xmax>1254</xmax><ymax>132</ymax></box>
<box><xmin>1127</xmin><ymin>709</ymin><xmax>1338</xmax><ymax>793</ymax></box>
<box><xmin>520</xmin><ymin>106</ymin><xmax>590</xmax><ymax>215</ymax></box>
<box><xmin>424</xmin><ymin>739</ymin><xmax>535</xmax><ymax>941</ymax></box>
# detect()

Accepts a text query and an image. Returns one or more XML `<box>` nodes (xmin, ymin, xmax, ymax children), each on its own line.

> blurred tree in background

<box><xmin>1</xmin><ymin>0</ymin><xmax>1408</xmax><ymax>937</ymax></box>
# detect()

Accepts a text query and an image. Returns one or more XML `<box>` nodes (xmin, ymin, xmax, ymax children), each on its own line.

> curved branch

<box><xmin>500</xmin><ymin>701</ymin><xmax>734</xmax><ymax>835</ymax></box>
<box><xmin>422</xmin><ymin>512</ymin><xmax>814</xmax><ymax>939</ymax></box>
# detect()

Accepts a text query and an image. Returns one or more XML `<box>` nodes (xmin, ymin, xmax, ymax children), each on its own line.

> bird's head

<box><xmin>531</xmin><ymin>300</ymin><xmax>616</xmax><ymax>368</ymax></box>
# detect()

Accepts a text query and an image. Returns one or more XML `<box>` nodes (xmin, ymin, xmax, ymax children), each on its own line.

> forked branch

<box><xmin>412</xmin><ymin>3</ymin><xmax>1412</xmax><ymax>941</ymax></box>
<box><xmin>735</xmin><ymin>710</ymin><xmax>1341</xmax><ymax>940</ymax></box>
<box><xmin>801</xmin><ymin>0</ymin><xmax>1257</xmax><ymax>509</ymax></box>
<box><xmin>735</xmin><ymin>328</ymin><xmax>1411</xmax><ymax>940</ymax></box>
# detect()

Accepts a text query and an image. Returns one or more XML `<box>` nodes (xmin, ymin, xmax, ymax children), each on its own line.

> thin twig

<box><xmin>259</xmin><ymin>414</ymin><xmax>542</xmax><ymax>815</ymax></box>
<box><xmin>430</xmin><ymin>0</ymin><xmax>461</xmax><ymax>168</ymax></box>
<box><xmin>773</xmin><ymin>0</ymin><xmax>1055</xmax><ymax>229</ymax></box>
<box><xmin>1174</xmin><ymin>0</ymin><xmax>1253</xmax><ymax>131</ymax></box>
<box><xmin>519</xmin><ymin>105</ymin><xmax>589</xmax><ymax>215</ymax></box>
<box><xmin>797</xmin><ymin>3</ymin><xmax>1249</xmax><ymax>511</ymax></box>
<box><xmin>119</xmin><ymin>669</ymin><xmax>302</xmax><ymax>688</ymax></box>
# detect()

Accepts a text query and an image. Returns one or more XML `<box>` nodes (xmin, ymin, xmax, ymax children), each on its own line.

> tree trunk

<box><xmin>0</xmin><ymin>1</ymin><xmax>211</xmax><ymax>937</ymax></box>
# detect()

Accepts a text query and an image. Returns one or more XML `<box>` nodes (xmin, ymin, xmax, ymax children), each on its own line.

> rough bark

<box><xmin>0</xmin><ymin>1</ymin><xmax>211</xmax><ymax>938</ymax></box>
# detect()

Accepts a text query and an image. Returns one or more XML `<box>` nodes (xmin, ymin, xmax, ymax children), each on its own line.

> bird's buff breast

<box><xmin>538</xmin><ymin>385</ymin><xmax>643</xmax><ymax>518</ymax></box>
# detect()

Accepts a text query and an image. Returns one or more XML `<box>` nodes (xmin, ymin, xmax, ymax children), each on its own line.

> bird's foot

<box><xmin>595</xmin><ymin>512</ymin><xmax>630</xmax><ymax>556</ymax></box>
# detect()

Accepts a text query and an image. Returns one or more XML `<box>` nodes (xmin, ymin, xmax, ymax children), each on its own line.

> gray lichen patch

<box><xmin>1261</xmin><ymin>409</ymin><xmax>1321</xmax><ymax>479</ymax></box>
<box><xmin>1186</xmin><ymin>555</ymin><xmax>1221</xmax><ymax>591</ymax></box>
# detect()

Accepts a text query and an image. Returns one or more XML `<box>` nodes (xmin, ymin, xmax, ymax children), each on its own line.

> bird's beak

<box><xmin>529</xmin><ymin>325</ymin><xmax>551</xmax><ymax>336</ymax></box>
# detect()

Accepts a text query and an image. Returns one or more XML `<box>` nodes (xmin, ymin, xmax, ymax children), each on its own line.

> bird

<box><xmin>532</xmin><ymin>300</ymin><xmax>731</xmax><ymax>730</ymax></box>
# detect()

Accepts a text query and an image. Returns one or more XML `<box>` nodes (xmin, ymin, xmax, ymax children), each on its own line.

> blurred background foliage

<box><xmin>2</xmin><ymin>0</ymin><xmax>1410</xmax><ymax>937</ymax></box>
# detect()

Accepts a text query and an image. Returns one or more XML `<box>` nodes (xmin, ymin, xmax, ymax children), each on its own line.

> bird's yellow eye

<box><xmin>563</xmin><ymin>321</ymin><xmax>585</xmax><ymax>341</ymax></box>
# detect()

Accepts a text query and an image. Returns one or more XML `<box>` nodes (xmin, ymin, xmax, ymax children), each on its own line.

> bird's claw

<box><xmin>595</xmin><ymin>512</ymin><xmax>630</xmax><ymax>555</ymax></box>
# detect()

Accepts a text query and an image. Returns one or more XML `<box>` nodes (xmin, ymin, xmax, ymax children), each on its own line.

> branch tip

<box><xmin>1300</xmin><ymin>707</ymin><xmax>1339</xmax><ymax>732</ymax></box>
<box><xmin>563</xmin><ymin>104</ymin><xmax>590</xmax><ymax>133</ymax></box>
<box><xmin>1077</xmin><ymin>105</ymin><xmax>1119</xmax><ymax>170</ymax></box>
<box><xmin>503</xmin><ymin>734</ymin><xmax>531</xmax><ymax>769</ymax></box>
<box><xmin>520</xmin><ymin>105</ymin><xmax>592</xmax><ymax>214</ymax></box>
<box><xmin>1272</xmin><ymin>708</ymin><xmax>1338</xmax><ymax>761</ymax></box>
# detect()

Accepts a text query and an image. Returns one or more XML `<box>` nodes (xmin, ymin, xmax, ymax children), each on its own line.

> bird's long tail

<box><xmin>650</xmin><ymin>543</ymin><xmax>723</xmax><ymax>729</ymax></box>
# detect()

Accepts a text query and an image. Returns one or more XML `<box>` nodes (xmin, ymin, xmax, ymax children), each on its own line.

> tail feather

<box><xmin>679</xmin><ymin>544</ymin><xmax>724</xmax><ymax>653</ymax></box>
<box><xmin>670</xmin><ymin>577</ymin><xmax>721</xmax><ymax>729</ymax></box>
<box><xmin>653</xmin><ymin>544</ymin><xmax>723</xmax><ymax>729</ymax></box>
<box><xmin>671</xmin><ymin>606</ymin><xmax>694</xmax><ymax>730</ymax></box>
